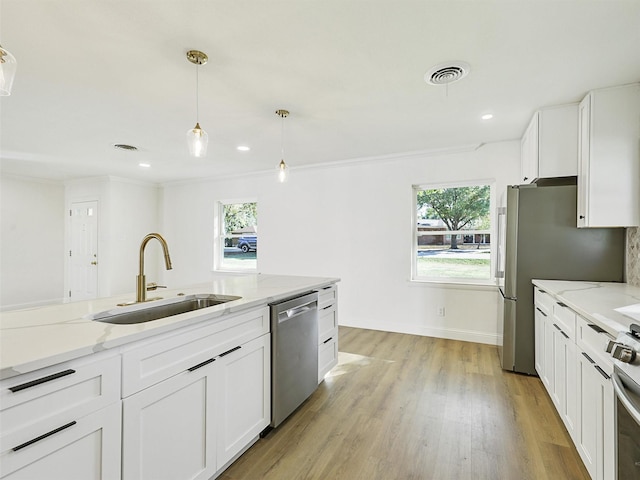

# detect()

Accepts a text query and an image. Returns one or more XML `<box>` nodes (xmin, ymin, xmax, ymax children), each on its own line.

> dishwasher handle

<box><xmin>278</xmin><ymin>301</ymin><xmax>317</xmax><ymax>323</ymax></box>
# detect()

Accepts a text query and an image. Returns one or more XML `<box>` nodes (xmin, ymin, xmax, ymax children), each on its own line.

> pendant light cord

<box><xmin>281</xmin><ymin>113</ymin><xmax>285</xmax><ymax>159</ymax></box>
<box><xmin>195</xmin><ymin>63</ymin><xmax>200</xmax><ymax>123</ymax></box>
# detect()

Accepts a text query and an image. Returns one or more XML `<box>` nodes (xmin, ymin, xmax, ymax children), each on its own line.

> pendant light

<box><xmin>276</xmin><ymin>109</ymin><xmax>290</xmax><ymax>183</ymax></box>
<box><xmin>186</xmin><ymin>50</ymin><xmax>208</xmax><ymax>157</ymax></box>
<box><xmin>0</xmin><ymin>45</ymin><xmax>17</xmax><ymax>96</ymax></box>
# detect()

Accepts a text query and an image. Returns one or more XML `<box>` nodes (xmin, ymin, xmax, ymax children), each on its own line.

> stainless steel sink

<box><xmin>92</xmin><ymin>294</ymin><xmax>242</xmax><ymax>325</ymax></box>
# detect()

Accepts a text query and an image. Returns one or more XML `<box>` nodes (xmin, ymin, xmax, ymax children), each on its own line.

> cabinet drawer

<box><xmin>576</xmin><ymin>315</ymin><xmax>614</xmax><ymax>374</ymax></box>
<box><xmin>0</xmin><ymin>401</ymin><xmax>121</xmax><ymax>480</ymax></box>
<box><xmin>316</xmin><ymin>284</ymin><xmax>337</xmax><ymax>309</ymax></box>
<box><xmin>318</xmin><ymin>335</ymin><xmax>338</xmax><ymax>384</ymax></box>
<box><xmin>534</xmin><ymin>288</ymin><xmax>554</xmax><ymax>315</ymax></box>
<box><xmin>0</xmin><ymin>352</ymin><xmax>120</xmax><ymax>441</ymax></box>
<box><xmin>122</xmin><ymin>306</ymin><xmax>269</xmax><ymax>397</ymax></box>
<box><xmin>552</xmin><ymin>301</ymin><xmax>576</xmax><ymax>341</ymax></box>
<box><xmin>318</xmin><ymin>304</ymin><xmax>338</xmax><ymax>343</ymax></box>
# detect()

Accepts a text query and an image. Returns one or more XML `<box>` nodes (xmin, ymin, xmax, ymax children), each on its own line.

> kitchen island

<box><xmin>0</xmin><ymin>274</ymin><xmax>338</xmax><ymax>480</ymax></box>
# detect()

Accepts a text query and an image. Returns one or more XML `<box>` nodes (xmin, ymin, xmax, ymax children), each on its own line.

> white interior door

<box><xmin>69</xmin><ymin>200</ymin><xmax>98</xmax><ymax>301</ymax></box>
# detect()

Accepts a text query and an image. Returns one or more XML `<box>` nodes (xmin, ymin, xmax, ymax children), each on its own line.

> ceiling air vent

<box><xmin>113</xmin><ymin>144</ymin><xmax>138</xmax><ymax>151</ymax></box>
<box><xmin>424</xmin><ymin>62</ymin><xmax>470</xmax><ymax>86</ymax></box>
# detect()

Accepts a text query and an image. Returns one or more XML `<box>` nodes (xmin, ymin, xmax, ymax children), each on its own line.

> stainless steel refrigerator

<box><xmin>497</xmin><ymin>183</ymin><xmax>625</xmax><ymax>374</ymax></box>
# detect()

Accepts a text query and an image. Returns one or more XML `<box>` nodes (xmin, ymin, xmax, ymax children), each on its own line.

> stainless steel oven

<box><xmin>608</xmin><ymin>324</ymin><xmax>640</xmax><ymax>479</ymax></box>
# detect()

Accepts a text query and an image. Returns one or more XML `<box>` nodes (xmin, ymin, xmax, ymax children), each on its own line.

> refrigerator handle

<box><xmin>496</xmin><ymin>206</ymin><xmax>507</xmax><ymax>279</ymax></box>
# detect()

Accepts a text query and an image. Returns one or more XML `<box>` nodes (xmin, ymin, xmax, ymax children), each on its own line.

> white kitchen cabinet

<box><xmin>576</xmin><ymin>317</ymin><xmax>615</xmax><ymax>480</ymax></box>
<box><xmin>122</xmin><ymin>358</ymin><xmax>217</xmax><ymax>480</ymax></box>
<box><xmin>216</xmin><ymin>334</ymin><xmax>270</xmax><ymax>469</ymax></box>
<box><xmin>121</xmin><ymin>306</ymin><xmax>271</xmax><ymax>480</ymax></box>
<box><xmin>577</xmin><ymin>83</ymin><xmax>640</xmax><ymax>227</ymax></box>
<box><xmin>520</xmin><ymin>104</ymin><xmax>579</xmax><ymax>183</ymax></box>
<box><xmin>0</xmin><ymin>402</ymin><xmax>121</xmax><ymax>480</ymax></box>
<box><xmin>316</xmin><ymin>284</ymin><xmax>339</xmax><ymax>383</ymax></box>
<box><xmin>0</xmin><ymin>351</ymin><xmax>122</xmax><ymax>480</ymax></box>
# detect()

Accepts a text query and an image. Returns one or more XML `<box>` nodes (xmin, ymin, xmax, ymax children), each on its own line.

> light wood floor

<box><xmin>220</xmin><ymin>327</ymin><xmax>590</xmax><ymax>480</ymax></box>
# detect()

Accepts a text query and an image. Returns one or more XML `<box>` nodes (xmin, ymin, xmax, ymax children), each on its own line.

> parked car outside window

<box><xmin>237</xmin><ymin>235</ymin><xmax>257</xmax><ymax>253</ymax></box>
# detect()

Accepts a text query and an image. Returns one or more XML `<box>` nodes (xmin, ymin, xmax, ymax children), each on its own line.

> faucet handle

<box><xmin>146</xmin><ymin>282</ymin><xmax>167</xmax><ymax>291</ymax></box>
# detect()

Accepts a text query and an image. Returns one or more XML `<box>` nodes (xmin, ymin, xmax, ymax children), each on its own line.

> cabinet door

<box><xmin>576</xmin><ymin>349</ymin><xmax>616</xmax><ymax>480</ymax></box>
<box><xmin>520</xmin><ymin>113</ymin><xmax>539</xmax><ymax>183</ymax></box>
<box><xmin>122</xmin><ymin>363</ymin><xmax>217</xmax><ymax>480</ymax></box>
<box><xmin>551</xmin><ymin>327</ymin><xmax>565</xmax><ymax>411</ymax></box>
<box><xmin>216</xmin><ymin>334</ymin><xmax>270</xmax><ymax>469</ymax></box>
<box><xmin>542</xmin><ymin>315</ymin><xmax>554</xmax><ymax>391</ymax></box>
<box><xmin>560</xmin><ymin>334</ymin><xmax>577</xmax><ymax>441</ymax></box>
<box><xmin>534</xmin><ymin>306</ymin><xmax>546</xmax><ymax>379</ymax></box>
<box><xmin>577</xmin><ymin>351</ymin><xmax>598</xmax><ymax>478</ymax></box>
<box><xmin>577</xmin><ymin>94</ymin><xmax>591</xmax><ymax>228</ymax></box>
<box><xmin>0</xmin><ymin>402</ymin><xmax>121</xmax><ymax>480</ymax></box>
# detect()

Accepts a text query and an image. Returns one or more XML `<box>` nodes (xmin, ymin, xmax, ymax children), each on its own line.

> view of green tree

<box><xmin>417</xmin><ymin>186</ymin><xmax>490</xmax><ymax>249</ymax></box>
<box><xmin>223</xmin><ymin>203</ymin><xmax>257</xmax><ymax>234</ymax></box>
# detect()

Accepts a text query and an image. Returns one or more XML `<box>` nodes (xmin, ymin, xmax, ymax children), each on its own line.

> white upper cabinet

<box><xmin>577</xmin><ymin>83</ymin><xmax>640</xmax><ymax>228</ymax></box>
<box><xmin>520</xmin><ymin>104</ymin><xmax>579</xmax><ymax>183</ymax></box>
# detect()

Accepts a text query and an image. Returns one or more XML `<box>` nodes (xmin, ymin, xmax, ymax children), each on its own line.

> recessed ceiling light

<box><xmin>481</xmin><ymin>113</ymin><xmax>494</xmax><ymax>120</ymax></box>
<box><xmin>139</xmin><ymin>163</ymin><xmax>151</xmax><ymax>168</ymax></box>
<box><xmin>237</xmin><ymin>146</ymin><xmax>250</xmax><ymax>152</ymax></box>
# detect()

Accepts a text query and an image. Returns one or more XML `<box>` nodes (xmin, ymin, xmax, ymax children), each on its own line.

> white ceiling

<box><xmin>1</xmin><ymin>1</ymin><xmax>639</xmax><ymax>184</ymax></box>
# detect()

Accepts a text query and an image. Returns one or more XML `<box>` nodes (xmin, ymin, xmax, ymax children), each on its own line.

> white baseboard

<box><xmin>339</xmin><ymin>319</ymin><xmax>499</xmax><ymax>346</ymax></box>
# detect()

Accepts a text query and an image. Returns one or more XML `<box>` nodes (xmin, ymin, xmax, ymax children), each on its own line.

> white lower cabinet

<box><xmin>121</xmin><ymin>307</ymin><xmax>271</xmax><ymax>480</ymax></box>
<box><xmin>122</xmin><ymin>363</ymin><xmax>217</xmax><ymax>480</ymax></box>
<box><xmin>534</xmin><ymin>287</ymin><xmax>614</xmax><ymax>480</ymax></box>
<box><xmin>0</xmin><ymin>352</ymin><xmax>122</xmax><ymax>480</ymax></box>
<box><xmin>316</xmin><ymin>285</ymin><xmax>339</xmax><ymax>383</ymax></box>
<box><xmin>217</xmin><ymin>334</ymin><xmax>270</xmax><ymax>468</ymax></box>
<box><xmin>0</xmin><ymin>402</ymin><xmax>121</xmax><ymax>480</ymax></box>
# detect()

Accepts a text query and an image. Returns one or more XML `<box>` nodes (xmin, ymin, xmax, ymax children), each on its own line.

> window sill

<box><xmin>408</xmin><ymin>278</ymin><xmax>499</xmax><ymax>291</ymax></box>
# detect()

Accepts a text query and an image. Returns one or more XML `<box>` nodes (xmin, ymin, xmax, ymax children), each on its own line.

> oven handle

<box><xmin>612</xmin><ymin>371</ymin><xmax>640</xmax><ymax>425</ymax></box>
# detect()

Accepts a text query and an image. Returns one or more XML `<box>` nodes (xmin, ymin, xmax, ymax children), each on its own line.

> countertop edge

<box><xmin>0</xmin><ymin>275</ymin><xmax>339</xmax><ymax>381</ymax></box>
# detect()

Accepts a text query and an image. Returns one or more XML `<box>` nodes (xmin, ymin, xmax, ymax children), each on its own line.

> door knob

<box><xmin>91</xmin><ymin>261</ymin><xmax>98</xmax><ymax>265</ymax></box>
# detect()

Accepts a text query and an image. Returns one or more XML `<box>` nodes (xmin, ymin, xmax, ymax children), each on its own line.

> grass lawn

<box><xmin>416</xmin><ymin>257</ymin><xmax>490</xmax><ymax>279</ymax></box>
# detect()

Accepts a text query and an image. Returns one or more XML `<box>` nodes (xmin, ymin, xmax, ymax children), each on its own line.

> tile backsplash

<box><xmin>628</xmin><ymin>227</ymin><xmax>640</xmax><ymax>286</ymax></box>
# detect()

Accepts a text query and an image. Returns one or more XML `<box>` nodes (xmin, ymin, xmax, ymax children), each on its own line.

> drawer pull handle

<box><xmin>321</xmin><ymin>286</ymin><xmax>333</xmax><ymax>290</ymax></box>
<box><xmin>219</xmin><ymin>346</ymin><xmax>242</xmax><ymax>357</ymax></box>
<box><xmin>594</xmin><ymin>365</ymin><xmax>610</xmax><ymax>380</ymax></box>
<box><xmin>581</xmin><ymin>352</ymin><xmax>595</xmax><ymax>364</ymax></box>
<box><xmin>556</xmin><ymin>302</ymin><xmax>567</xmax><ymax>308</ymax></box>
<box><xmin>322</xmin><ymin>305</ymin><xmax>332</xmax><ymax>311</ymax></box>
<box><xmin>12</xmin><ymin>421</ymin><xmax>77</xmax><ymax>452</ymax></box>
<box><xmin>9</xmin><ymin>369</ymin><xmax>76</xmax><ymax>393</ymax></box>
<box><xmin>535</xmin><ymin>307</ymin><xmax>547</xmax><ymax>317</ymax></box>
<box><xmin>187</xmin><ymin>358</ymin><xmax>216</xmax><ymax>372</ymax></box>
<box><xmin>323</xmin><ymin>337</ymin><xmax>333</xmax><ymax>344</ymax></box>
<box><xmin>561</xmin><ymin>331</ymin><xmax>569</xmax><ymax>340</ymax></box>
<box><xmin>588</xmin><ymin>324</ymin><xmax>607</xmax><ymax>334</ymax></box>
<box><xmin>553</xmin><ymin>323</ymin><xmax>562</xmax><ymax>331</ymax></box>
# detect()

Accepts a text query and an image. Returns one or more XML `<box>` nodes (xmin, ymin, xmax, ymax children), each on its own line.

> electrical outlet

<box><xmin>437</xmin><ymin>306</ymin><xmax>445</xmax><ymax>317</ymax></box>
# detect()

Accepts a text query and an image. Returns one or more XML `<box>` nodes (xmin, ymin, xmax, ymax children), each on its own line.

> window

<box><xmin>217</xmin><ymin>200</ymin><xmax>257</xmax><ymax>271</ymax></box>
<box><xmin>412</xmin><ymin>183</ymin><xmax>492</xmax><ymax>283</ymax></box>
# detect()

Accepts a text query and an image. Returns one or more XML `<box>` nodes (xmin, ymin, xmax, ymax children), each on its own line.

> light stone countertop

<box><xmin>0</xmin><ymin>274</ymin><xmax>339</xmax><ymax>380</ymax></box>
<box><xmin>531</xmin><ymin>280</ymin><xmax>640</xmax><ymax>336</ymax></box>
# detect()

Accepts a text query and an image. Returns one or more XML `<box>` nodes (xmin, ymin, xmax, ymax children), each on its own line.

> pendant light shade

<box><xmin>186</xmin><ymin>122</ymin><xmax>208</xmax><ymax>157</ymax></box>
<box><xmin>276</xmin><ymin>109</ymin><xmax>290</xmax><ymax>183</ymax></box>
<box><xmin>0</xmin><ymin>45</ymin><xmax>17</xmax><ymax>96</ymax></box>
<box><xmin>186</xmin><ymin>50</ymin><xmax>208</xmax><ymax>157</ymax></box>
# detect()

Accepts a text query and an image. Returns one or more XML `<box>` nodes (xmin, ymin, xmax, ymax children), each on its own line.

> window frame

<box><xmin>411</xmin><ymin>180</ymin><xmax>497</xmax><ymax>286</ymax></box>
<box><xmin>214</xmin><ymin>198</ymin><xmax>258</xmax><ymax>273</ymax></box>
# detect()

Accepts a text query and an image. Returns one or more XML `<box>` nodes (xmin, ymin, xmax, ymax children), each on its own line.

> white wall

<box><xmin>65</xmin><ymin>176</ymin><xmax>161</xmax><ymax>298</ymax></box>
<box><xmin>161</xmin><ymin>141</ymin><xmax>521</xmax><ymax>344</ymax></box>
<box><xmin>1</xmin><ymin>175</ymin><xmax>65</xmax><ymax>309</ymax></box>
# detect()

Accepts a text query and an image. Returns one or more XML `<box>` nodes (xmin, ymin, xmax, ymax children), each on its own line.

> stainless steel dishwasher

<box><xmin>268</xmin><ymin>291</ymin><xmax>318</xmax><ymax>429</ymax></box>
